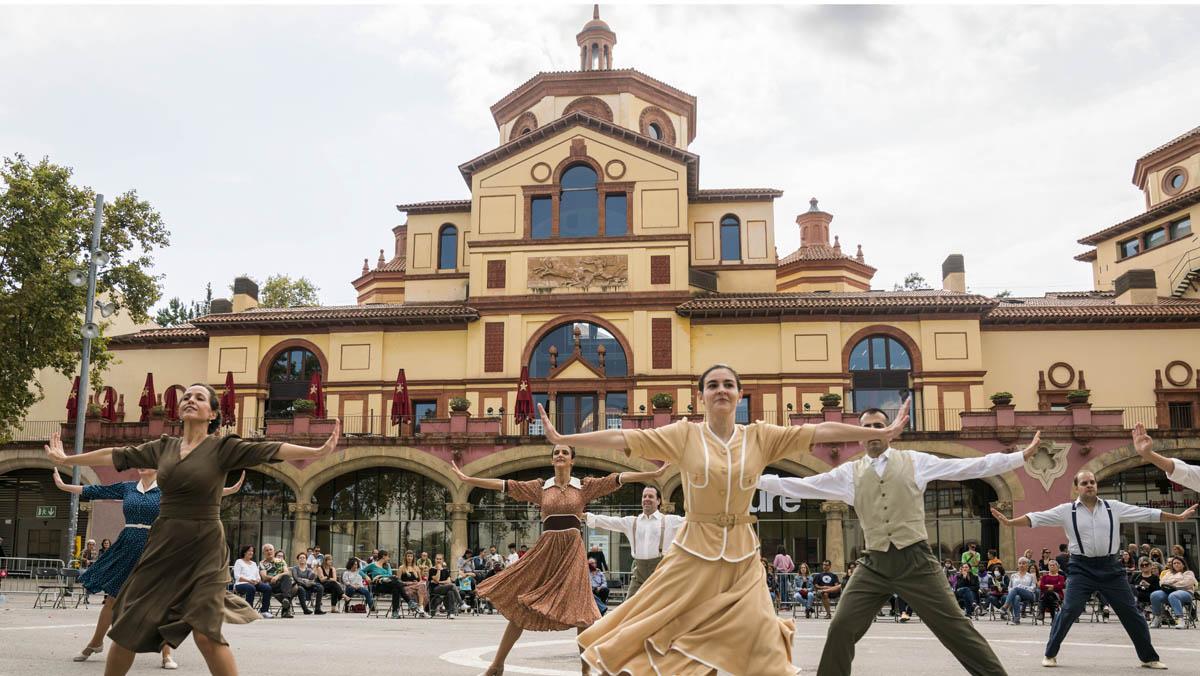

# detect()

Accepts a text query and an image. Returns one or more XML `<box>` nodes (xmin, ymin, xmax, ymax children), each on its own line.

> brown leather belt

<box><xmin>686</xmin><ymin>512</ymin><xmax>758</xmax><ymax>527</ymax></box>
<box><xmin>543</xmin><ymin>514</ymin><xmax>582</xmax><ymax>531</ymax></box>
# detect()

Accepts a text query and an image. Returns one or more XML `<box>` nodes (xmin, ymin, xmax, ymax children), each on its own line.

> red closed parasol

<box><xmin>138</xmin><ymin>373</ymin><xmax>156</xmax><ymax>423</ymax></box>
<box><xmin>308</xmin><ymin>371</ymin><xmax>326</xmax><ymax>418</ymax></box>
<box><xmin>390</xmin><ymin>369</ymin><xmax>411</xmax><ymax>425</ymax></box>
<box><xmin>220</xmin><ymin>371</ymin><xmax>237</xmax><ymax>427</ymax></box>
<box><xmin>101</xmin><ymin>386</ymin><xmax>117</xmax><ymax>422</ymax></box>
<box><xmin>163</xmin><ymin>386</ymin><xmax>179</xmax><ymax>420</ymax></box>
<box><xmin>514</xmin><ymin>366</ymin><xmax>534</xmax><ymax>423</ymax></box>
<box><xmin>67</xmin><ymin>376</ymin><xmax>81</xmax><ymax>421</ymax></box>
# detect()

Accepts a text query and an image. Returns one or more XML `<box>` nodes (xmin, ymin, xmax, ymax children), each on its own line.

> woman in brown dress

<box><xmin>45</xmin><ymin>383</ymin><xmax>341</xmax><ymax>676</ymax></box>
<box><xmin>451</xmin><ymin>445</ymin><xmax>666</xmax><ymax>675</ymax></box>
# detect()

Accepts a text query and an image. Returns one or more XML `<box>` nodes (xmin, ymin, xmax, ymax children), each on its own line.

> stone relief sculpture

<box><xmin>528</xmin><ymin>255</ymin><xmax>628</xmax><ymax>291</ymax></box>
<box><xmin>1024</xmin><ymin>440</ymin><xmax>1072</xmax><ymax>491</ymax></box>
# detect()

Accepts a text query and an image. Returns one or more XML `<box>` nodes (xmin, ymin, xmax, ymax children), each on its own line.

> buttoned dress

<box><xmin>78</xmin><ymin>480</ymin><xmax>161</xmax><ymax>597</ymax></box>
<box><xmin>578</xmin><ymin>419</ymin><xmax>814</xmax><ymax>676</ymax></box>
<box><xmin>476</xmin><ymin>473</ymin><xmax>622</xmax><ymax>631</ymax></box>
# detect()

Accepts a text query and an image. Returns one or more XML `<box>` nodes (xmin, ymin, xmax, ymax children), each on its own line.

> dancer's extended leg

<box><xmin>487</xmin><ymin>620</ymin><xmax>524</xmax><ymax>675</ymax></box>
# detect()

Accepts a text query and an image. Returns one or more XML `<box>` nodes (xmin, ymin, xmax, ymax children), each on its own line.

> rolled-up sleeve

<box><xmin>1111</xmin><ymin>500</ymin><xmax>1161</xmax><ymax>523</ymax></box>
<box><xmin>623</xmin><ymin>419</ymin><xmax>687</xmax><ymax>463</ymax></box>
<box><xmin>1026</xmin><ymin>503</ymin><xmax>1071</xmax><ymax>529</ymax></box>
<box><xmin>1168</xmin><ymin>459</ymin><xmax>1200</xmax><ymax>493</ymax></box>
<box><xmin>760</xmin><ymin>424</ymin><xmax>817</xmax><ymax>464</ymax></box>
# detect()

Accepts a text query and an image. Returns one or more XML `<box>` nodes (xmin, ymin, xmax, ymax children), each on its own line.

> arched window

<box><xmin>1100</xmin><ymin>462</ymin><xmax>1200</xmax><ymax>562</ymax></box>
<box><xmin>720</xmin><ymin>215</ymin><xmax>741</xmax><ymax>261</ymax></box>
<box><xmin>529</xmin><ymin>321</ymin><xmax>627</xmax><ymax>378</ymax></box>
<box><xmin>560</xmin><ymin>165</ymin><xmax>600</xmax><ymax>237</ymax></box>
<box><xmin>847</xmin><ymin>334</ymin><xmax>912</xmax><ymax>414</ymax></box>
<box><xmin>221</xmin><ymin>470</ymin><xmax>296</xmax><ymax>563</ymax></box>
<box><xmin>313</xmin><ymin>467</ymin><xmax>451</xmax><ymax>564</ymax></box>
<box><xmin>266</xmin><ymin>347</ymin><xmax>321</xmax><ymax>417</ymax></box>
<box><xmin>591</xmin><ymin>43</ymin><xmax>600</xmax><ymax>69</ymax></box>
<box><xmin>647</xmin><ymin>122</ymin><xmax>662</xmax><ymax>140</ymax></box>
<box><xmin>438</xmin><ymin>224</ymin><xmax>457</xmax><ymax>270</ymax></box>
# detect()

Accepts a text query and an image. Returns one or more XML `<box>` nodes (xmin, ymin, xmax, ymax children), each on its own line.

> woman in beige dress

<box><xmin>451</xmin><ymin>445</ymin><xmax>666</xmax><ymax>675</ymax></box>
<box><xmin>542</xmin><ymin>364</ymin><xmax>908</xmax><ymax>676</ymax></box>
<box><xmin>45</xmin><ymin>383</ymin><xmax>341</xmax><ymax>676</ymax></box>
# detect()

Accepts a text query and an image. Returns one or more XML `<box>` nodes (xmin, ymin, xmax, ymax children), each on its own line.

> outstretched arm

<box><xmin>1132</xmin><ymin>424</ymin><xmax>1200</xmax><ymax>492</ymax></box>
<box><xmin>811</xmin><ymin>396</ymin><xmax>911</xmax><ymax>444</ymax></box>
<box><xmin>450</xmin><ymin>461</ymin><xmax>505</xmax><ymax>491</ymax></box>
<box><xmin>222</xmin><ymin>471</ymin><xmax>247</xmax><ymax>496</ymax></box>
<box><xmin>913</xmin><ymin>431</ymin><xmax>1042</xmax><ymax>488</ymax></box>
<box><xmin>51</xmin><ymin>469</ymin><xmax>83</xmax><ymax>495</ymax></box>
<box><xmin>1160</xmin><ymin>504</ymin><xmax>1198</xmax><ymax>523</ymax></box>
<box><xmin>990</xmin><ymin>507</ymin><xmax>1033</xmax><ymax>528</ymax></box>
<box><xmin>618</xmin><ymin>463</ymin><xmax>668</xmax><ymax>486</ymax></box>
<box><xmin>275</xmin><ymin>420</ymin><xmax>342</xmax><ymax>461</ymax></box>
<box><xmin>44</xmin><ymin>432</ymin><xmax>115</xmax><ymax>467</ymax></box>
<box><xmin>538</xmin><ymin>403</ymin><xmax>626</xmax><ymax>450</ymax></box>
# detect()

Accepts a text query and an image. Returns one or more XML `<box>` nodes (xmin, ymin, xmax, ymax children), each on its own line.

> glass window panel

<box><xmin>560</xmin><ymin>189</ymin><xmax>599</xmax><ymax>237</ymax></box>
<box><xmin>870</xmin><ymin>337</ymin><xmax>887</xmax><ymax>369</ymax></box>
<box><xmin>561</xmin><ymin>165</ymin><xmax>597</xmax><ymax>189</ymax></box>
<box><xmin>848</xmin><ymin>340</ymin><xmax>870</xmax><ymax>371</ymax></box>
<box><xmin>736</xmin><ymin>396</ymin><xmax>751</xmax><ymax>424</ymax></box>
<box><xmin>412</xmin><ymin>400</ymin><xmax>437</xmax><ymax>433</ymax></box>
<box><xmin>531</xmin><ymin>197</ymin><xmax>552</xmax><ymax>239</ymax></box>
<box><xmin>648</xmin><ymin>123</ymin><xmax>662</xmax><ymax>140</ymax></box>
<box><xmin>720</xmin><ymin>217</ymin><xmax>741</xmax><ymax>261</ymax></box>
<box><xmin>438</xmin><ymin>226</ymin><xmax>457</xmax><ymax>269</ymax></box>
<box><xmin>1171</xmin><ymin>173</ymin><xmax>1185</xmax><ymax>189</ymax></box>
<box><xmin>605</xmin><ymin>392</ymin><xmax>627</xmax><ymax>429</ymax></box>
<box><xmin>1171</xmin><ymin>217</ymin><xmax>1192</xmax><ymax>240</ymax></box>
<box><xmin>1144</xmin><ymin>228</ymin><xmax>1167</xmax><ymax>250</ymax></box>
<box><xmin>605</xmin><ymin>194</ymin><xmax>627</xmax><ymax>236</ymax></box>
<box><xmin>1120</xmin><ymin>238</ymin><xmax>1140</xmax><ymax>259</ymax></box>
<box><xmin>888</xmin><ymin>338</ymin><xmax>911</xmax><ymax>369</ymax></box>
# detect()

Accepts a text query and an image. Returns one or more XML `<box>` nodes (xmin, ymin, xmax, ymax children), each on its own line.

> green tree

<box><xmin>154</xmin><ymin>282</ymin><xmax>213</xmax><ymax>326</ymax></box>
<box><xmin>258</xmin><ymin>274</ymin><xmax>321</xmax><ymax>308</ymax></box>
<box><xmin>892</xmin><ymin>272</ymin><xmax>930</xmax><ymax>291</ymax></box>
<box><xmin>0</xmin><ymin>154</ymin><xmax>168</xmax><ymax>438</ymax></box>
<box><xmin>994</xmin><ymin>289</ymin><xmax>1013</xmax><ymax>299</ymax></box>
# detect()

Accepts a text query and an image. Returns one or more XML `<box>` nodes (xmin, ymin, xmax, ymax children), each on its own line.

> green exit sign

<box><xmin>35</xmin><ymin>506</ymin><xmax>56</xmax><ymax>518</ymax></box>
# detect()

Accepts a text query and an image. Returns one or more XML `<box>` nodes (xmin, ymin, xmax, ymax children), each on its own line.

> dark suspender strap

<box><xmin>658</xmin><ymin>516</ymin><xmax>666</xmax><ymax>555</ymax></box>
<box><xmin>1071</xmin><ymin>502</ymin><xmax>1084</xmax><ymax>556</ymax></box>
<box><xmin>1104</xmin><ymin>500</ymin><xmax>1114</xmax><ymax>555</ymax></box>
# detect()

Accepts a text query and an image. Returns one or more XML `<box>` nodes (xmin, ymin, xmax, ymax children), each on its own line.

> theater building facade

<box><xmin>7</xmin><ymin>9</ymin><xmax>1200</xmax><ymax>575</ymax></box>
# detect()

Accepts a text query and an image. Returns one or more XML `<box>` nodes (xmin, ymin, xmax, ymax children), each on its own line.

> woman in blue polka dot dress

<box><xmin>52</xmin><ymin>468</ymin><xmax>245</xmax><ymax>670</ymax></box>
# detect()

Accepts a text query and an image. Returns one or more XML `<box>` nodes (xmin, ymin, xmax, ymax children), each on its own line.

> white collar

<box><xmin>638</xmin><ymin>511</ymin><xmax>662</xmax><ymax>521</ymax></box>
<box><xmin>543</xmin><ymin>476</ymin><xmax>582</xmax><ymax>490</ymax></box>
<box><xmin>135</xmin><ymin>480</ymin><xmax>158</xmax><ymax>494</ymax></box>
<box><xmin>869</xmin><ymin>448</ymin><xmax>895</xmax><ymax>463</ymax></box>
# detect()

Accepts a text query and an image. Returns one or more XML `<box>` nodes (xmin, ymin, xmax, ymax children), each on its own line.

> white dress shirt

<box><xmin>1168</xmin><ymin>459</ymin><xmax>1200</xmax><ymax>493</ymax></box>
<box><xmin>1026</xmin><ymin>499</ymin><xmax>1161</xmax><ymax>557</ymax></box>
<box><xmin>233</xmin><ymin>558</ymin><xmax>261</xmax><ymax>583</ymax></box>
<box><xmin>757</xmin><ymin>447</ymin><xmax>1027</xmax><ymax>507</ymax></box>
<box><xmin>586</xmin><ymin>510</ymin><xmax>685</xmax><ymax>560</ymax></box>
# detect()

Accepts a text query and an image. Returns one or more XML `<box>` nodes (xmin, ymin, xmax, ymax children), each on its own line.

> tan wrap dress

<box><xmin>107</xmin><ymin>434</ymin><xmax>282</xmax><ymax>652</ymax></box>
<box><xmin>578</xmin><ymin>420</ymin><xmax>815</xmax><ymax>676</ymax></box>
<box><xmin>476</xmin><ymin>473</ymin><xmax>622</xmax><ymax>631</ymax></box>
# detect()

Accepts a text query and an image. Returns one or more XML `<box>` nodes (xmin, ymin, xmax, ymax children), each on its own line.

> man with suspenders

<box><xmin>992</xmin><ymin>469</ymin><xmax>1197</xmax><ymax>670</ymax></box>
<box><xmin>586</xmin><ymin>485</ymin><xmax>684</xmax><ymax>599</ymax></box>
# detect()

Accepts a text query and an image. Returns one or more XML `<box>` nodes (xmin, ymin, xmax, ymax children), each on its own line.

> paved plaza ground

<box><xmin>1</xmin><ymin>601</ymin><xmax>1198</xmax><ymax>675</ymax></box>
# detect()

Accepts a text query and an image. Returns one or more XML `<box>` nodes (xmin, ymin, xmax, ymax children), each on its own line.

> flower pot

<box><xmin>990</xmin><ymin>397</ymin><xmax>1012</xmax><ymax>407</ymax></box>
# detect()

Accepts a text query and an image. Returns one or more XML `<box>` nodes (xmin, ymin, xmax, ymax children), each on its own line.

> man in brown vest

<box><xmin>759</xmin><ymin>407</ymin><xmax>1042</xmax><ymax>676</ymax></box>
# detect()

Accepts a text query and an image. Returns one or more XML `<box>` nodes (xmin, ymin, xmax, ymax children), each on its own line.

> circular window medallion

<box><xmin>1047</xmin><ymin>362</ymin><xmax>1075</xmax><ymax>389</ymax></box>
<box><xmin>530</xmin><ymin>162</ymin><xmax>552</xmax><ymax>183</ymax></box>
<box><xmin>1162</xmin><ymin>167</ymin><xmax>1189</xmax><ymax>197</ymax></box>
<box><xmin>1165</xmin><ymin>360</ymin><xmax>1193</xmax><ymax>387</ymax></box>
<box><xmin>604</xmin><ymin>159</ymin><xmax>626</xmax><ymax>180</ymax></box>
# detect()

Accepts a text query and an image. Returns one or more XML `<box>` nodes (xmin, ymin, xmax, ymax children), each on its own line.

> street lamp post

<box><xmin>65</xmin><ymin>194</ymin><xmax>106</xmax><ymax>563</ymax></box>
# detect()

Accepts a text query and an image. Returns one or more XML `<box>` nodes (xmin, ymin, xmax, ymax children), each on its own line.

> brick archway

<box><xmin>562</xmin><ymin>96</ymin><xmax>613</xmax><ymax>122</ymax></box>
<box><xmin>840</xmin><ymin>325</ymin><xmax>923</xmax><ymax>374</ymax></box>
<box><xmin>256</xmin><ymin>338</ymin><xmax>329</xmax><ymax>385</ymax></box>
<box><xmin>520</xmin><ymin>314</ymin><xmax>634</xmax><ymax>377</ymax></box>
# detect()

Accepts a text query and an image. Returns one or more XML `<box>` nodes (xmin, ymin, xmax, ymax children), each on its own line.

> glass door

<box><xmin>556</xmin><ymin>393</ymin><xmax>598</xmax><ymax>434</ymax></box>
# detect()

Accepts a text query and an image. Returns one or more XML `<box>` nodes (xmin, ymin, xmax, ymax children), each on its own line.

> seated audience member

<box><xmin>793</xmin><ymin>563</ymin><xmax>814</xmax><ymax>616</ymax></box>
<box><xmin>291</xmin><ymin>552</ymin><xmax>326</xmax><ymax>614</ymax></box>
<box><xmin>588</xmin><ymin>558</ymin><xmax>610</xmax><ymax>605</ymax></box>
<box><xmin>397</xmin><ymin>550</ymin><xmax>431</xmax><ymax>617</ymax></box>
<box><xmin>1055</xmin><ymin>543</ymin><xmax>1071</xmax><ymax>575</ymax></box>
<box><xmin>587</xmin><ymin>544</ymin><xmax>608</xmax><ymax>573</ymax></box>
<box><xmin>812</xmin><ymin>559</ymin><xmax>841</xmax><ymax>620</ymax></box>
<box><xmin>455</xmin><ymin>568</ymin><xmax>477</xmax><ymax>610</ymax></box>
<box><xmin>951</xmin><ymin>563</ymin><xmax>981</xmax><ymax>617</ymax></box>
<box><xmin>1131</xmin><ymin>557</ymin><xmax>1161</xmax><ymax>610</ymax></box>
<box><xmin>891</xmin><ymin>595</ymin><xmax>912</xmax><ymax>622</ymax></box>
<box><xmin>1037</xmin><ymin>548</ymin><xmax>1053</xmax><ymax>573</ymax></box>
<box><xmin>487</xmin><ymin>545</ymin><xmax>504</xmax><ymax>570</ymax></box>
<box><xmin>233</xmin><ymin>544</ymin><xmax>272</xmax><ymax>617</ymax></box>
<box><xmin>961</xmin><ymin>543</ymin><xmax>981</xmax><ymax>576</ymax></box>
<box><xmin>1004</xmin><ymin>558</ymin><xmax>1038</xmax><ymax>625</ymax></box>
<box><xmin>762</xmin><ymin>558</ymin><xmax>779</xmax><ymax>604</ymax></box>
<box><xmin>416</xmin><ymin>550</ymin><xmax>433</xmax><ymax>573</ymax></box>
<box><xmin>471</xmin><ymin>548</ymin><xmax>490</xmax><ymax>580</ymax></box>
<box><xmin>985</xmin><ymin>549</ymin><xmax>1002</xmax><ymax>570</ymax></box>
<box><xmin>1038</xmin><ymin>560</ymin><xmax>1066</xmax><ymax>621</ymax></box>
<box><xmin>259</xmin><ymin>543</ymin><xmax>301</xmax><ymax>617</ymax></box>
<box><xmin>427</xmin><ymin>553</ymin><xmax>462</xmax><ymax>617</ymax></box>
<box><xmin>362</xmin><ymin>550</ymin><xmax>414</xmax><ymax>619</ymax></box>
<box><xmin>1150</xmin><ymin>548</ymin><xmax>1167</xmax><ymax>575</ymax></box>
<box><xmin>341</xmin><ymin>558</ymin><xmax>375</xmax><ymax>611</ymax></box>
<box><xmin>1150</xmin><ymin>556</ymin><xmax>1197</xmax><ymax>628</ymax></box>
<box><xmin>982</xmin><ymin>563</ymin><xmax>1008</xmax><ymax>610</ymax></box>
<box><xmin>518</xmin><ymin>544</ymin><xmax>529</xmax><ymax>558</ymax></box>
<box><xmin>506</xmin><ymin>543</ymin><xmax>519</xmax><ymax>567</ymax></box>
<box><xmin>1119</xmin><ymin>549</ymin><xmax>1137</xmax><ymax>575</ymax></box>
<box><xmin>315</xmin><ymin>555</ymin><xmax>343</xmax><ymax>612</ymax></box>
<box><xmin>456</xmin><ymin>548</ymin><xmax>472</xmax><ymax>572</ymax></box>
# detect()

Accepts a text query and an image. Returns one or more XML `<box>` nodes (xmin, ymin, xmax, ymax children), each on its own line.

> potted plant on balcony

<box><xmin>989</xmin><ymin>392</ymin><xmax>1013</xmax><ymax>407</ymax></box>
<box><xmin>449</xmin><ymin>397</ymin><xmax>471</xmax><ymax>413</ymax></box>
<box><xmin>651</xmin><ymin>392</ymin><xmax>674</xmax><ymax>412</ymax></box>
<box><xmin>1067</xmin><ymin>389</ymin><xmax>1091</xmax><ymax>405</ymax></box>
<box><xmin>85</xmin><ymin>402</ymin><xmax>103</xmax><ymax>419</ymax></box>
<box><xmin>819</xmin><ymin>393</ymin><xmax>843</xmax><ymax>410</ymax></box>
<box><xmin>293</xmin><ymin>398</ymin><xmax>317</xmax><ymax>417</ymax></box>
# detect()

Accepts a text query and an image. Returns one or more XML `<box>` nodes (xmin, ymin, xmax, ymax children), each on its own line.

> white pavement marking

<box><xmin>439</xmin><ymin>639</ymin><xmax>579</xmax><ymax>676</ymax></box>
<box><xmin>0</xmin><ymin>623</ymin><xmax>97</xmax><ymax>631</ymax></box>
<box><xmin>793</xmin><ymin>633</ymin><xmax>1200</xmax><ymax>653</ymax></box>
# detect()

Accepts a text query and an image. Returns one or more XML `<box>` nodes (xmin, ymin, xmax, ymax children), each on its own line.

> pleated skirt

<box><xmin>476</xmin><ymin>527</ymin><xmax>600</xmax><ymax>631</ymax></box>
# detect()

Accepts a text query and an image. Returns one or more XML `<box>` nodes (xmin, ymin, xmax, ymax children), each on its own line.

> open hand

<box><xmin>450</xmin><ymin>460</ymin><xmax>469</xmax><ymax>482</ymax></box>
<box><xmin>652</xmin><ymin>462</ymin><xmax>671</xmax><ymax>478</ymax></box>
<box><xmin>1132</xmin><ymin>423</ymin><xmax>1153</xmax><ymax>457</ymax></box>
<box><xmin>319</xmin><ymin>419</ymin><xmax>342</xmax><ymax>457</ymax></box>
<box><xmin>44</xmin><ymin>432</ymin><xmax>68</xmax><ymax>465</ymax></box>
<box><xmin>1182</xmin><ymin>504</ymin><xmax>1198</xmax><ymax>520</ymax></box>
<box><xmin>883</xmin><ymin>396</ymin><xmax>912</xmax><ymax>441</ymax></box>
<box><xmin>51</xmin><ymin>469</ymin><xmax>67</xmax><ymax>488</ymax></box>
<box><xmin>537</xmin><ymin>403</ymin><xmax>564</xmax><ymax>444</ymax></box>
<box><xmin>1021</xmin><ymin>430</ymin><xmax>1043</xmax><ymax>460</ymax></box>
<box><xmin>989</xmin><ymin>506</ymin><xmax>1015</xmax><ymax>526</ymax></box>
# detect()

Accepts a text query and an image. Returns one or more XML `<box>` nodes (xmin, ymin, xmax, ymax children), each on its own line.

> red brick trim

<box><xmin>484</xmin><ymin>322</ymin><xmax>505</xmax><ymax>373</ymax></box>
<box><xmin>256</xmin><ymin>338</ymin><xmax>329</xmax><ymax>386</ymax></box>
<box><xmin>650</xmin><ymin>255</ymin><xmax>671</xmax><ymax>285</ymax></box>
<box><xmin>839</xmin><ymin>325</ymin><xmax>922</xmax><ymax>374</ymax></box>
<box><xmin>562</xmin><ymin>96</ymin><xmax>613</xmax><ymax>122</ymax></box>
<box><xmin>509</xmin><ymin>111</ymin><xmax>538</xmax><ymax>141</ymax></box>
<box><xmin>651</xmin><ymin>318</ymin><xmax>672</xmax><ymax>369</ymax></box>
<box><xmin>520</xmin><ymin>314</ymin><xmax>633</xmax><ymax>375</ymax></box>
<box><xmin>639</xmin><ymin>106</ymin><xmax>676</xmax><ymax>146</ymax></box>
<box><xmin>486</xmin><ymin>260</ymin><xmax>506</xmax><ymax>289</ymax></box>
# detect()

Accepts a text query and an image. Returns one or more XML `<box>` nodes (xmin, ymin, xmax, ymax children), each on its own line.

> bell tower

<box><xmin>577</xmin><ymin>5</ymin><xmax>616</xmax><ymax>71</ymax></box>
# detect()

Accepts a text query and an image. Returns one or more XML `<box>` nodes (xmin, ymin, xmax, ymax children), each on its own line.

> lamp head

<box><xmin>81</xmin><ymin>323</ymin><xmax>100</xmax><ymax>340</ymax></box>
<box><xmin>68</xmin><ymin>270</ymin><xmax>86</xmax><ymax>287</ymax></box>
<box><xmin>92</xmin><ymin>251</ymin><xmax>111</xmax><ymax>268</ymax></box>
<box><xmin>96</xmin><ymin>301</ymin><xmax>117</xmax><ymax>318</ymax></box>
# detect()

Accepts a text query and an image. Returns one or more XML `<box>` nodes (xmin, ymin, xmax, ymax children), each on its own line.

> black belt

<box><xmin>543</xmin><ymin>514</ymin><xmax>581</xmax><ymax>531</ymax></box>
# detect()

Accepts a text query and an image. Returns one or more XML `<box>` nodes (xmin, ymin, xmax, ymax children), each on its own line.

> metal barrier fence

<box><xmin>0</xmin><ymin>557</ymin><xmax>68</xmax><ymax>594</ymax></box>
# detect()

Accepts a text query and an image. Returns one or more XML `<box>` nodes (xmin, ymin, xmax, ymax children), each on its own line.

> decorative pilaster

<box><xmin>288</xmin><ymin>501</ymin><xmax>318</xmax><ymax>555</ymax></box>
<box><xmin>821</xmin><ymin>500</ymin><xmax>850</xmax><ymax>572</ymax></box>
<box><xmin>990</xmin><ymin>500</ymin><xmax>1016</xmax><ymax>569</ymax></box>
<box><xmin>447</xmin><ymin>502</ymin><xmax>473</xmax><ymax>571</ymax></box>
<box><xmin>660</xmin><ymin>501</ymin><xmax>676</xmax><ymax>514</ymax></box>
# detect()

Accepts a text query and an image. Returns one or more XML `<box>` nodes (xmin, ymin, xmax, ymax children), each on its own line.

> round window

<box><xmin>648</xmin><ymin>122</ymin><xmax>662</xmax><ymax>140</ymax></box>
<box><xmin>1171</xmin><ymin>172</ymin><xmax>1184</xmax><ymax>190</ymax></box>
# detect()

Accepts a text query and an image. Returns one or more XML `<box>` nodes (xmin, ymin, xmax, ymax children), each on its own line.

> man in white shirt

<box><xmin>992</xmin><ymin>468</ymin><xmax>1196</xmax><ymax>670</ymax></box>
<box><xmin>586</xmin><ymin>486</ymin><xmax>684</xmax><ymax>599</ymax></box>
<box><xmin>759</xmin><ymin>407</ymin><xmax>1040</xmax><ymax>676</ymax></box>
<box><xmin>1130</xmin><ymin>422</ymin><xmax>1200</xmax><ymax>492</ymax></box>
<box><xmin>505</xmin><ymin>543</ymin><xmax>519</xmax><ymax>567</ymax></box>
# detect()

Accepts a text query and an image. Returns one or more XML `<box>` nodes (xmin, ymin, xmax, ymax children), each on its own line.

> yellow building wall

<box><xmin>466</xmin><ymin>241</ymin><xmax>690</xmax><ymax>297</ymax></box>
<box><xmin>381</xmin><ymin>330</ymin><xmax>469</xmax><ymax>381</ymax></box>
<box><xmin>1144</xmin><ymin>151</ymin><xmax>1200</xmax><ymax>207</ymax></box>
<box><xmin>980</xmin><ymin>328</ymin><xmax>1200</xmax><ymax>408</ymax></box>
<box><xmin>1091</xmin><ymin>203</ymin><xmax>1198</xmax><ymax>296</ymax></box>
<box><xmin>688</xmin><ymin>201</ymin><xmax>777</xmax><ymax>267</ymax></box>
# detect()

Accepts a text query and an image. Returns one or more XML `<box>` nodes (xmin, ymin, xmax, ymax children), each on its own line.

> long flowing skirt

<box><xmin>578</xmin><ymin>546</ymin><xmax>798</xmax><ymax>675</ymax></box>
<box><xmin>476</xmin><ymin>527</ymin><xmax>600</xmax><ymax>631</ymax></box>
<box><xmin>79</xmin><ymin>527</ymin><xmax>149</xmax><ymax>597</ymax></box>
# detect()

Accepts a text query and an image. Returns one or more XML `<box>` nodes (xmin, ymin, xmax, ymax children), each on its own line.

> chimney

<box><xmin>942</xmin><ymin>254</ymin><xmax>966</xmax><ymax>293</ymax></box>
<box><xmin>210</xmin><ymin>298</ymin><xmax>233</xmax><ymax>314</ymax></box>
<box><xmin>1114</xmin><ymin>269</ymin><xmax>1157</xmax><ymax>305</ymax></box>
<box><xmin>796</xmin><ymin>197</ymin><xmax>833</xmax><ymax>247</ymax></box>
<box><xmin>392</xmin><ymin>223</ymin><xmax>408</xmax><ymax>261</ymax></box>
<box><xmin>231</xmin><ymin>276</ymin><xmax>259</xmax><ymax>313</ymax></box>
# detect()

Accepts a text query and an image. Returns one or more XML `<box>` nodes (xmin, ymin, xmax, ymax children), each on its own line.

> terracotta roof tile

<box><xmin>1137</xmin><ymin>125</ymin><xmax>1200</xmax><ymax>162</ymax></box>
<box><xmin>692</xmin><ymin>188</ymin><xmax>783</xmax><ymax>203</ymax></box>
<box><xmin>677</xmin><ymin>290</ymin><xmax>995</xmax><ymax>317</ymax></box>
<box><xmin>191</xmin><ymin>303</ymin><xmax>478</xmax><ymax>328</ymax></box>
<box><xmin>1073</xmin><ymin>250</ymin><xmax>1098</xmax><ymax>262</ymax></box>
<box><xmin>375</xmin><ymin>256</ymin><xmax>406</xmax><ymax>273</ymax></box>
<box><xmin>778</xmin><ymin>244</ymin><xmax>854</xmax><ymax>264</ymax></box>
<box><xmin>395</xmin><ymin>199</ymin><xmax>471</xmax><ymax>215</ymax></box>
<box><xmin>1078</xmin><ymin>185</ymin><xmax>1200</xmax><ymax>245</ymax></box>
<box><xmin>108</xmin><ymin>323</ymin><xmax>208</xmax><ymax>346</ymax></box>
<box><xmin>983</xmin><ymin>292</ymin><xmax>1200</xmax><ymax>324</ymax></box>
<box><xmin>492</xmin><ymin>68</ymin><xmax>696</xmax><ymax>115</ymax></box>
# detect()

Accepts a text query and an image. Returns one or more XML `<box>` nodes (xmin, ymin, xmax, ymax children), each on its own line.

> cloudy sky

<box><xmin>3</xmin><ymin>3</ymin><xmax>1199</xmax><ymax>310</ymax></box>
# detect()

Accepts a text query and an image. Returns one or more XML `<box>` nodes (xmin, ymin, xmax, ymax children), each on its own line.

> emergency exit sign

<box><xmin>35</xmin><ymin>506</ymin><xmax>56</xmax><ymax>518</ymax></box>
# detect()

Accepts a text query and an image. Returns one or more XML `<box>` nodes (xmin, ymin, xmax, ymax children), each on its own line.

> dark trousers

<box><xmin>320</xmin><ymin>579</ymin><xmax>343</xmax><ymax>607</ymax></box>
<box><xmin>235</xmin><ymin>582</ymin><xmax>272</xmax><ymax>613</ymax></box>
<box><xmin>817</xmin><ymin>542</ymin><xmax>1007</xmax><ymax>676</ymax></box>
<box><xmin>1044</xmin><ymin>555</ymin><xmax>1158</xmax><ymax>662</ymax></box>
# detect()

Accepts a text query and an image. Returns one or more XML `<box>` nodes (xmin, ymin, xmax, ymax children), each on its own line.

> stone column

<box><xmin>447</xmin><ymin>502</ymin><xmax>473</xmax><ymax>572</ymax></box>
<box><xmin>661</xmin><ymin>501</ymin><xmax>677</xmax><ymax>515</ymax></box>
<box><xmin>289</xmin><ymin>502</ymin><xmax>317</xmax><ymax>555</ymax></box>
<box><xmin>821</xmin><ymin>500</ymin><xmax>849</xmax><ymax>572</ymax></box>
<box><xmin>990</xmin><ymin>500</ymin><xmax>1015</xmax><ymax>569</ymax></box>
